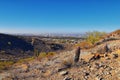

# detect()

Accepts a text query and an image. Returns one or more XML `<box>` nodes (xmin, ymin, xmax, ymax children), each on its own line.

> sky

<box><xmin>0</xmin><ymin>0</ymin><xmax>120</xmax><ymax>34</ymax></box>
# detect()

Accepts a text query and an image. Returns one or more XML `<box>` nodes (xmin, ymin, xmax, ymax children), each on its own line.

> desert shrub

<box><xmin>74</xmin><ymin>31</ymin><xmax>106</xmax><ymax>49</ymax></box>
<box><xmin>74</xmin><ymin>41</ymin><xmax>93</xmax><ymax>49</ymax></box>
<box><xmin>0</xmin><ymin>61</ymin><xmax>14</xmax><ymax>70</ymax></box>
<box><xmin>0</xmin><ymin>57</ymin><xmax>35</xmax><ymax>70</ymax></box>
<box><xmin>46</xmin><ymin>52</ymin><xmax>56</xmax><ymax>58</ymax></box>
<box><xmin>37</xmin><ymin>52</ymin><xmax>56</xmax><ymax>60</ymax></box>
<box><xmin>17</xmin><ymin>57</ymin><xmax>34</xmax><ymax>64</ymax></box>
<box><xmin>85</xmin><ymin>31</ymin><xmax>106</xmax><ymax>44</ymax></box>
<box><xmin>38</xmin><ymin>52</ymin><xmax>47</xmax><ymax>59</ymax></box>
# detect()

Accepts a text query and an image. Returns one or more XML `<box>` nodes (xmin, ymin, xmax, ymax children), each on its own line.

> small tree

<box><xmin>86</xmin><ymin>31</ymin><xmax>106</xmax><ymax>44</ymax></box>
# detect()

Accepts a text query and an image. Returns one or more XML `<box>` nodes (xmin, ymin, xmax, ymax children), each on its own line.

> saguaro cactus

<box><xmin>74</xmin><ymin>47</ymin><xmax>81</xmax><ymax>63</ymax></box>
<box><xmin>104</xmin><ymin>44</ymin><xmax>109</xmax><ymax>57</ymax></box>
<box><xmin>105</xmin><ymin>44</ymin><xmax>109</xmax><ymax>53</ymax></box>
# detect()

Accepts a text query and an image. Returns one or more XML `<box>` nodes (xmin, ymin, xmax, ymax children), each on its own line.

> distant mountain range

<box><xmin>10</xmin><ymin>33</ymin><xmax>86</xmax><ymax>38</ymax></box>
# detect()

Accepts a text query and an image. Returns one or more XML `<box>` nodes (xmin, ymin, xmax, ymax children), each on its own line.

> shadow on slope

<box><xmin>0</xmin><ymin>33</ymin><xmax>33</xmax><ymax>54</ymax></box>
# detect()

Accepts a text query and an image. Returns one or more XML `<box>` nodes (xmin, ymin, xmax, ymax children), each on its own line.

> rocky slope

<box><xmin>88</xmin><ymin>40</ymin><xmax>120</xmax><ymax>54</ymax></box>
<box><xmin>0</xmin><ymin>49</ymin><xmax>120</xmax><ymax>80</ymax></box>
<box><xmin>1</xmin><ymin>30</ymin><xmax>120</xmax><ymax>80</ymax></box>
<box><xmin>87</xmin><ymin>29</ymin><xmax>120</xmax><ymax>54</ymax></box>
<box><xmin>0</xmin><ymin>33</ymin><xmax>33</xmax><ymax>52</ymax></box>
<box><xmin>0</xmin><ymin>34</ymin><xmax>64</xmax><ymax>61</ymax></box>
<box><xmin>0</xmin><ymin>33</ymin><xmax>34</xmax><ymax>61</ymax></box>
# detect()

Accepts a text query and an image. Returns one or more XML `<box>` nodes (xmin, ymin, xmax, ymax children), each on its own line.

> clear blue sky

<box><xmin>0</xmin><ymin>0</ymin><xmax>120</xmax><ymax>34</ymax></box>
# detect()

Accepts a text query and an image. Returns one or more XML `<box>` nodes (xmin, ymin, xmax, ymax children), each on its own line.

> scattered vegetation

<box><xmin>74</xmin><ymin>31</ymin><xmax>106</xmax><ymax>49</ymax></box>
<box><xmin>37</xmin><ymin>52</ymin><xmax>56</xmax><ymax>60</ymax></box>
<box><xmin>0</xmin><ymin>61</ymin><xmax>14</xmax><ymax>70</ymax></box>
<box><xmin>74</xmin><ymin>41</ymin><xmax>93</xmax><ymax>49</ymax></box>
<box><xmin>0</xmin><ymin>57</ymin><xmax>35</xmax><ymax>71</ymax></box>
<box><xmin>34</xmin><ymin>49</ymin><xmax>56</xmax><ymax>59</ymax></box>
<box><xmin>85</xmin><ymin>31</ymin><xmax>106</xmax><ymax>44</ymax></box>
<box><xmin>0</xmin><ymin>51</ymin><xmax>56</xmax><ymax>71</ymax></box>
<box><xmin>17</xmin><ymin>57</ymin><xmax>34</xmax><ymax>63</ymax></box>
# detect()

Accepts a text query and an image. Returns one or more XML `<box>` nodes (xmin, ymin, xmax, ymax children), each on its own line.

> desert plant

<box><xmin>37</xmin><ymin>52</ymin><xmax>56</xmax><ymax>61</ymax></box>
<box><xmin>0</xmin><ymin>57</ymin><xmax>35</xmax><ymax>71</ymax></box>
<box><xmin>85</xmin><ymin>31</ymin><xmax>106</xmax><ymax>44</ymax></box>
<box><xmin>74</xmin><ymin>41</ymin><xmax>93</xmax><ymax>49</ymax></box>
<box><xmin>0</xmin><ymin>61</ymin><xmax>14</xmax><ymax>70</ymax></box>
<box><xmin>46</xmin><ymin>52</ymin><xmax>56</xmax><ymax>58</ymax></box>
<box><xmin>38</xmin><ymin>52</ymin><xmax>47</xmax><ymax>58</ymax></box>
<box><xmin>74</xmin><ymin>47</ymin><xmax>81</xmax><ymax>63</ymax></box>
<box><xmin>17</xmin><ymin>57</ymin><xmax>34</xmax><ymax>63</ymax></box>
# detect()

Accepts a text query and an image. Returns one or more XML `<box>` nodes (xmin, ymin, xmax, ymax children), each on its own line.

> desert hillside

<box><xmin>1</xmin><ymin>49</ymin><xmax>120</xmax><ymax>80</ymax></box>
<box><xmin>0</xmin><ymin>34</ymin><xmax>65</xmax><ymax>61</ymax></box>
<box><xmin>0</xmin><ymin>33</ymin><xmax>33</xmax><ymax>51</ymax></box>
<box><xmin>0</xmin><ymin>30</ymin><xmax>120</xmax><ymax>80</ymax></box>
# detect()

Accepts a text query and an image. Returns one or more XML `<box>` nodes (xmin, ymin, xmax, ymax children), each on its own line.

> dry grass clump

<box><xmin>17</xmin><ymin>57</ymin><xmax>34</xmax><ymax>63</ymax></box>
<box><xmin>0</xmin><ymin>52</ymin><xmax>56</xmax><ymax>70</ymax></box>
<box><xmin>74</xmin><ymin>41</ymin><xmax>93</xmax><ymax>49</ymax></box>
<box><xmin>0</xmin><ymin>57</ymin><xmax>35</xmax><ymax>71</ymax></box>
<box><xmin>37</xmin><ymin>52</ymin><xmax>56</xmax><ymax>61</ymax></box>
<box><xmin>46</xmin><ymin>52</ymin><xmax>56</xmax><ymax>58</ymax></box>
<box><xmin>0</xmin><ymin>61</ymin><xmax>14</xmax><ymax>70</ymax></box>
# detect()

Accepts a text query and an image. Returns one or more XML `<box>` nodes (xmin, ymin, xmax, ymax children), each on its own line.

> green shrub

<box><xmin>38</xmin><ymin>52</ymin><xmax>47</xmax><ymax>58</ymax></box>
<box><xmin>85</xmin><ymin>31</ymin><xmax>106</xmax><ymax>44</ymax></box>
<box><xmin>37</xmin><ymin>52</ymin><xmax>56</xmax><ymax>60</ymax></box>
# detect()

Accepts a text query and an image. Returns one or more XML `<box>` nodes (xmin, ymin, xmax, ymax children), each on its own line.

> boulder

<box><xmin>59</xmin><ymin>71</ymin><xmax>68</xmax><ymax>76</ymax></box>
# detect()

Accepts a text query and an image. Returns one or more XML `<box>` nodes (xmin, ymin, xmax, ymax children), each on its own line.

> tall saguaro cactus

<box><xmin>105</xmin><ymin>44</ymin><xmax>109</xmax><ymax>53</ymax></box>
<box><xmin>74</xmin><ymin>47</ymin><xmax>81</xmax><ymax>63</ymax></box>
